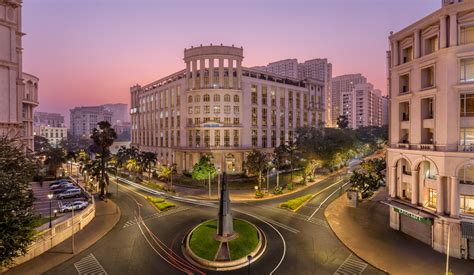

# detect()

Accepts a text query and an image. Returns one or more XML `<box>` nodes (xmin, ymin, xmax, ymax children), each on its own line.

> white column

<box><xmin>228</xmin><ymin>59</ymin><xmax>234</xmax><ymax>89</ymax></box>
<box><xmin>440</xmin><ymin>15</ymin><xmax>447</xmax><ymax>49</ymax></box>
<box><xmin>191</xmin><ymin>60</ymin><xmax>197</xmax><ymax>90</ymax></box>
<box><xmin>411</xmin><ymin>170</ymin><xmax>419</xmax><ymax>205</ymax></box>
<box><xmin>414</xmin><ymin>29</ymin><xmax>421</xmax><ymax>58</ymax></box>
<box><xmin>436</xmin><ymin>175</ymin><xmax>444</xmax><ymax>215</ymax></box>
<box><xmin>219</xmin><ymin>58</ymin><xmax>224</xmax><ymax>88</ymax></box>
<box><xmin>392</xmin><ymin>41</ymin><xmax>399</xmax><ymax>66</ymax></box>
<box><xmin>209</xmin><ymin>58</ymin><xmax>214</xmax><ymax>88</ymax></box>
<box><xmin>390</xmin><ymin>166</ymin><xmax>397</xmax><ymax>198</ymax></box>
<box><xmin>450</xmin><ymin>176</ymin><xmax>459</xmax><ymax>218</ymax></box>
<box><xmin>200</xmin><ymin>58</ymin><xmax>205</xmax><ymax>89</ymax></box>
<box><xmin>449</xmin><ymin>12</ymin><xmax>457</xmax><ymax>47</ymax></box>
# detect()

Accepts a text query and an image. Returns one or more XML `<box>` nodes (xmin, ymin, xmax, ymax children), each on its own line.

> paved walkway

<box><xmin>325</xmin><ymin>187</ymin><xmax>474</xmax><ymax>275</ymax></box>
<box><xmin>5</xmin><ymin>197</ymin><xmax>120</xmax><ymax>275</ymax></box>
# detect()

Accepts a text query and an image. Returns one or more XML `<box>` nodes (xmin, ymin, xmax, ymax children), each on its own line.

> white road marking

<box><xmin>122</xmin><ymin>206</ymin><xmax>191</xmax><ymax>228</ymax></box>
<box><xmin>307</xmin><ymin>181</ymin><xmax>350</xmax><ymax>221</ymax></box>
<box><xmin>334</xmin><ymin>254</ymin><xmax>367</xmax><ymax>275</ymax></box>
<box><xmin>74</xmin><ymin>253</ymin><xmax>107</xmax><ymax>275</ymax></box>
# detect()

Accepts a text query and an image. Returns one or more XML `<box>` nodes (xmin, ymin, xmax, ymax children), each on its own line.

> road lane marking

<box><xmin>334</xmin><ymin>254</ymin><xmax>367</xmax><ymax>275</ymax></box>
<box><xmin>122</xmin><ymin>206</ymin><xmax>191</xmax><ymax>228</ymax></box>
<box><xmin>307</xmin><ymin>181</ymin><xmax>351</xmax><ymax>221</ymax></box>
<box><xmin>74</xmin><ymin>253</ymin><xmax>107</xmax><ymax>275</ymax></box>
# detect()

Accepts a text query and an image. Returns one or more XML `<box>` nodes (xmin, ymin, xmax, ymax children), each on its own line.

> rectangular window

<box><xmin>188</xmin><ymin>130</ymin><xmax>193</xmax><ymax>147</ymax></box>
<box><xmin>188</xmin><ymin>107</ymin><xmax>193</xmax><ymax>114</ymax></box>
<box><xmin>194</xmin><ymin>106</ymin><xmax>200</xmax><ymax>114</ymax></box>
<box><xmin>194</xmin><ymin>118</ymin><xmax>201</xmax><ymax>125</ymax></box>
<box><xmin>460</xmin><ymin>194</ymin><xmax>474</xmax><ymax>214</ymax></box>
<box><xmin>460</xmin><ymin>128</ymin><xmax>474</xmax><ymax>145</ymax></box>
<box><xmin>233</xmin><ymin>106</ymin><xmax>240</xmax><ymax>114</ymax></box>
<box><xmin>280</xmin><ymin>130</ymin><xmax>285</xmax><ymax>145</ymax></box>
<box><xmin>271</xmin><ymin>88</ymin><xmax>276</xmax><ymax>106</ymax></box>
<box><xmin>252</xmin><ymin>107</ymin><xmax>258</xmax><ymax>126</ymax></box>
<box><xmin>224</xmin><ymin>130</ymin><xmax>230</xmax><ymax>147</ymax></box>
<box><xmin>262</xmin><ymin>129</ymin><xmax>267</xmax><ymax>148</ymax></box>
<box><xmin>195</xmin><ymin>130</ymin><xmax>201</xmax><ymax>147</ymax></box>
<box><xmin>271</xmin><ymin>130</ymin><xmax>276</xmax><ymax>147</ymax></box>
<box><xmin>224</xmin><ymin>117</ymin><xmax>231</xmax><ymax>124</ymax></box>
<box><xmin>214</xmin><ymin>130</ymin><xmax>220</xmax><ymax>146</ymax></box>
<box><xmin>424</xmin><ymin>36</ymin><xmax>438</xmax><ymax>55</ymax></box>
<box><xmin>262</xmin><ymin>108</ymin><xmax>267</xmax><ymax>126</ymax></box>
<box><xmin>213</xmin><ymin>105</ymin><xmax>220</xmax><ymax>114</ymax></box>
<box><xmin>421</xmin><ymin>66</ymin><xmax>435</xmax><ymax>89</ymax></box>
<box><xmin>262</xmin><ymin>86</ymin><xmax>267</xmax><ymax>105</ymax></box>
<box><xmin>280</xmin><ymin>89</ymin><xmax>285</xmax><ymax>108</ymax></box>
<box><xmin>460</xmin><ymin>58</ymin><xmax>474</xmax><ymax>82</ymax></box>
<box><xmin>399</xmin><ymin>74</ymin><xmax>410</xmax><ymax>94</ymax></box>
<box><xmin>233</xmin><ymin>130</ymin><xmax>239</xmax><ymax>147</ymax></box>
<box><xmin>252</xmin><ymin>129</ymin><xmax>258</xmax><ymax>147</ymax></box>
<box><xmin>204</xmin><ymin>105</ymin><xmax>210</xmax><ymax>114</ymax></box>
<box><xmin>427</xmin><ymin>188</ymin><xmax>436</xmax><ymax>209</ymax></box>
<box><xmin>204</xmin><ymin>130</ymin><xmax>210</xmax><ymax>147</ymax></box>
<box><xmin>460</xmin><ymin>93</ymin><xmax>474</xmax><ymax>117</ymax></box>
<box><xmin>402</xmin><ymin>46</ymin><xmax>413</xmax><ymax>63</ymax></box>
<box><xmin>460</xmin><ymin>25</ymin><xmax>474</xmax><ymax>45</ymax></box>
<box><xmin>251</xmin><ymin>85</ymin><xmax>258</xmax><ymax>104</ymax></box>
<box><xmin>224</xmin><ymin>105</ymin><xmax>231</xmax><ymax>114</ymax></box>
<box><xmin>288</xmin><ymin>110</ymin><xmax>293</xmax><ymax>127</ymax></box>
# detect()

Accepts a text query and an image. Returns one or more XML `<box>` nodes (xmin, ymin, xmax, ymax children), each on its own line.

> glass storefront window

<box><xmin>460</xmin><ymin>195</ymin><xmax>474</xmax><ymax>214</ymax></box>
<box><xmin>427</xmin><ymin>188</ymin><xmax>436</xmax><ymax>209</ymax></box>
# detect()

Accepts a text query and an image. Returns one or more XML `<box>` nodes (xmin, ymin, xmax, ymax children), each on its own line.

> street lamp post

<box><xmin>217</xmin><ymin>168</ymin><xmax>221</xmax><ymax>199</ymax></box>
<box><xmin>276</xmin><ymin>169</ymin><xmax>280</xmax><ymax>188</ymax></box>
<box><xmin>71</xmin><ymin>206</ymin><xmax>75</xmax><ymax>254</ymax></box>
<box><xmin>47</xmin><ymin>193</ymin><xmax>53</xmax><ymax>228</ymax></box>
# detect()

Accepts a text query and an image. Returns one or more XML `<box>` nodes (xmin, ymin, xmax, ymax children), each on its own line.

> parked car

<box><xmin>53</xmin><ymin>185</ymin><xmax>79</xmax><ymax>194</ymax></box>
<box><xmin>57</xmin><ymin>189</ymin><xmax>82</xmax><ymax>199</ymax></box>
<box><xmin>49</xmin><ymin>179</ymin><xmax>70</xmax><ymax>186</ymax></box>
<box><xmin>59</xmin><ymin>200</ymin><xmax>88</xmax><ymax>213</ymax></box>
<box><xmin>50</xmin><ymin>182</ymin><xmax>74</xmax><ymax>190</ymax></box>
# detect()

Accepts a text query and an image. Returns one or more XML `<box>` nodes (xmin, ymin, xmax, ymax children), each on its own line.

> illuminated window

<box><xmin>233</xmin><ymin>106</ymin><xmax>240</xmax><ymax>114</ymax></box>
<box><xmin>427</xmin><ymin>188</ymin><xmax>436</xmax><ymax>209</ymax></box>
<box><xmin>204</xmin><ymin>130</ymin><xmax>210</xmax><ymax>147</ymax></box>
<box><xmin>252</xmin><ymin>129</ymin><xmax>258</xmax><ymax>147</ymax></box>
<box><xmin>224</xmin><ymin>105</ymin><xmax>231</xmax><ymax>114</ymax></box>
<box><xmin>252</xmin><ymin>107</ymin><xmax>258</xmax><ymax>126</ymax></box>
<box><xmin>460</xmin><ymin>58</ymin><xmax>474</xmax><ymax>82</ymax></box>
<box><xmin>262</xmin><ymin>86</ymin><xmax>267</xmax><ymax>105</ymax></box>
<box><xmin>213</xmin><ymin>105</ymin><xmax>220</xmax><ymax>114</ymax></box>
<box><xmin>214</xmin><ymin>130</ymin><xmax>220</xmax><ymax>146</ymax></box>
<box><xmin>460</xmin><ymin>25</ymin><xmax>474</xmax><ymax>45</ymax></box>
<box><xmin>224</xmin><ymin>130</ymin><xmax>230</xmax><ymax>147</ymax></box>
<box><xmin>262</xmin><ymin>108</ymin><xmax>267</xmax><ymax>126</ymax></box>
<box><xmin>233</xmin><ymin>130</ymin><xmax>239</xmax><ymax>147</ymax></box>
<box><xmin>460</xmin><ymin>194</ymin><xmax>474</xmax><ymax>214</ymax></box>
<box><xmin>262</xmin><ymin>129</ymin><xmax>267</xmax><ymax>148</ymax></box>
<box><xmin>251</xmin><ymin>85</ymin><xmax>258</xmax><ymax>104</ymax></box>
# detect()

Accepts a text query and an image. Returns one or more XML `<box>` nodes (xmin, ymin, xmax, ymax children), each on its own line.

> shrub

<box><xmin>146</xmin><ymin>196</ymin><xmax>176</xmax><ymax>211</ymax></box>
<box><xmin>255</xmin><ymin>189</ymin><xmax>264</xmax><ymax>199</ymax></box>
<box><xmin>280</xmin><ymin>194</ymin><xmax>313</xmax><ymax>210</ymax></box>
<box><xmin>286</xmin><ymin>183</ymin><xmax>294</xmax><ymax>190</ymax></box>
<box><xmin>273</xmin><ymin>186</ymin><xmax>283</xmax><ymax>195</ymax></box>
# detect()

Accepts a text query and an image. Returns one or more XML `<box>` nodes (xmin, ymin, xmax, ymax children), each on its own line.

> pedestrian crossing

<box><xmin>122</xmin><ymin>206</ymin><xmax>191</xmax><ymax>228</ymax></box>
<box><xmin>74</xmin><ymin>253</ymin><xmax>107</xmax><ymax>275</ymax></box>
<box><xmin>334</xmin><ymin>254</ymin><xmax>367</xmax><ymax>275</ymax></box>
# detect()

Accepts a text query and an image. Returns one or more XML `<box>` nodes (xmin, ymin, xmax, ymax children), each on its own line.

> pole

<box><xmin>277</xmin><ymin>170</ymin><xmax>280</xmax><ymax>188</ymax></box>
<box><xmin>445</xmin><ymin>224</ymin><xmax>451</xmax><ymax>275</ymax></box>
<box><xmin>72</xmin><ymin>206</ymin><xmax>75</xmax><ymax>254</ymax></box>
<box><xmin>208</xmin><ymin>172</ymin><xmax>211</xmax><ymax>198</ymax></box>
<box><xmin>266</xmin><ymin>169</ymin><xmax>269</xmax><ymax>193</ymax></box>
<box><xmin>49</xmin><ymin>199</ymin><xmax>52</xmax><ymax>228</ymax></box>
<box><xmin>218</xmin><ymin>172</ymin><xmax>221</xmax><ymax>199</ymax></box>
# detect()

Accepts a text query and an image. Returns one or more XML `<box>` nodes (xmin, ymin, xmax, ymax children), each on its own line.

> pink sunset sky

<box><xmin>22</xmin><ymin>0</ymin><xmax>439</xmax><ymax>123</ymax></box>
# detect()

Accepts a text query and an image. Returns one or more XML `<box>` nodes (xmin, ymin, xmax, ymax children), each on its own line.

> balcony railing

<box><xmin>396</xmin><ymin>143</ymin><xmax>410</xmax><ymax>149</ymax></box>
<box><xmin>419</xmin><ymin>144</ymin><xmax>435</xmax><ymax>151</ymax></box>
<box><xmin>458</xmin><ymin>145</ymin><xmax>474</xmax><ymax>152</ymax></box>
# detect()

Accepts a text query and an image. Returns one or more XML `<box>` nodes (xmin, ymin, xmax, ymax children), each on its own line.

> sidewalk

<box><xmin>5</xmin><ymin>197</ymin><xmax>120</xmax><ymax>275</ymax></box>
<box><xmin>325</xmin><ymin>187</ymin><xmax>474</xmax><ymax>275</ymax></box>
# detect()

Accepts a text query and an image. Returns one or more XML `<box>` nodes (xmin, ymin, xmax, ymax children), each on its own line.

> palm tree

<box><xmin>139</xmin><ymin>151</ymin><xmax>157</xmax><ymax>183</ymax></box>
<box><xmin>44</xmin><ymin>147</ymin><xmax>67</xmax><ymax>178</ymax></box>
<box><xmin>125</xmin><ymin>159</ymin><xmax>138</xmax><ymax>178</ymax></box>
<box><xmin>90</xmin><ymin>121</ymin><xmax>117</xmax><ymax>197</ymax></box>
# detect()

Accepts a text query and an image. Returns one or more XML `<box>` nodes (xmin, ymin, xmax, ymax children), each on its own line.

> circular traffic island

<box><xmin>183</xmin><ymin>219</ymin><xmax>266</xmax><ymax>271</ymax></box>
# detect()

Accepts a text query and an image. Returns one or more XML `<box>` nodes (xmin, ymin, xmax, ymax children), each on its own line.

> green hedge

<box><xmin>280</xmin><ymin>194</ymin><xmax>313</xmax><ymax>210</ymax></box>
<box><xmin>146</xmin><ymin>196</ymin><xmax>176</xmax><ymax>211</ymax></box>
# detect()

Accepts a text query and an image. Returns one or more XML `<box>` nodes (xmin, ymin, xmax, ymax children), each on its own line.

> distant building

<box><xmin>34</xmin><ymin>112</ymin><xmax>64</xmax><ymax>127</ymax></box>
<box><xmin>114</xmin><ymin>121</ymin><xmax>131</xmax><ymax>141</ymax></box>
<box><xmin>70</xmin><ymin>106</ymin><xmax>112</xmax><ymax>137</ymax></box>
<box><xmin>253</xmin><ymin>58</ymin><xmax>332</xmax><ymax>126</ymax></box>
<box><xmin>110</xmin><ymin>140</ymin><xmax>131</xmax><ymax>155</ymax></box>
<box><xmin>0</xmin><ymin>1</ymin><xmax>39</xmax><ymax>151</ymax></box>
<box><xmin>39</xmin><ymin>125</ymin><xmax>67</xmax><ymax>148</ymax></box>
<box><xmin>331</xmin><ymin>74</ymin><xmax>367</xmax><ymax>127</ymax></box>
<box><xmin>341</xmin><ymin>83</ymin><xmax>384</xmax><ymax>128</ymax></box>
<box><xmin>382</xmin><ymin>96</ymin><xmax>388</xmax><ymax>126</ymax></box>
<box><xmin>102</xmin><ymin>103</ymin><xmax>129</xmax><ymax>125</ymax></box>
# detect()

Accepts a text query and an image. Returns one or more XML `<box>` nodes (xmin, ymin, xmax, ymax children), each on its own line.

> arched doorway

<box><xmin>393</xmin><ymin>157</ymin><xmax>412</xmax><ymax>201</ymax></box>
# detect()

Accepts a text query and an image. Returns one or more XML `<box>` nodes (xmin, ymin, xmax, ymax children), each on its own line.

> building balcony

<box><xmin>422</xmin><ymin>118</ymin><xmax>434</xmax><ymax>129</ymax></box>
<box><xmin>400</xmin><ymin>121</ymin><xmax>410</xmax><ymax>129</ymax></box>
<box><xmin>396</xmin><ymin>143</ymin><xmax>410</xmax><ymax>149</ymax></box>
<box><xmin>418</xmin><ymin>143</ymin><xmax>435</xmax><ymax>151</ymax></box>
<box><xmin>458</xmin><ymin>145</ymin><xmax>474</xmax><ymax>152</ymax></box>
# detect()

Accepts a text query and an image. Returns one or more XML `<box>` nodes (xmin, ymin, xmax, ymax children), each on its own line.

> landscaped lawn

<box><xmin>146</xmin><ymin>196</ymin><xmax>176</xmax><ymax>211</ymax></box>
<box><xmin>280</xmin><ymin>194</ymin><xmax>313</xmax><ymax>210</ymax></box>
<box><xmin>228</xmin><ymin>219</ymin><xmax>259</xmax><ymax>260</ymax></box>
<box><xmin>188</xmin><ymin>220</ymin><xmax>221</xmax><ymax>260</ymax></box>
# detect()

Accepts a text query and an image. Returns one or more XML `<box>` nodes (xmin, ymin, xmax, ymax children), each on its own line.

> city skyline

<box><xmin>23</xmin><ymin>0</ymin><xmax>438</xmax><ymax>120</ymax></box>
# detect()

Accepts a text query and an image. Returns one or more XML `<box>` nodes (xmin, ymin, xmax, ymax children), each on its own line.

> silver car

<box><xmin>59</xmin><ymin>201</ymin><xmax>88</xmax><ymax>213</ymax></box>
<box><xmin>56</xmin><ymin>188</ymin><xmax>82</xmax><ymax>199</ymax></box>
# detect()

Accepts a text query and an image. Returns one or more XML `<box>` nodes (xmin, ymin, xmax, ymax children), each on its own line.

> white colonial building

<box><xmin>131</xmin><ymin>44</ymin><xmax>326</xmax><ymax>173</ymax></box>
<box><xmin>387</xmin><ymin>0</ymin><xmax>474</xmax><ymax>260</ymax></box>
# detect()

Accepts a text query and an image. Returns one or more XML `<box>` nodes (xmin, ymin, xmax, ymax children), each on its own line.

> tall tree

<box><xmin>33</xmin><ymin>135</ymin><xmax>51</xmax><ymax>154</ymax></box>
<box><xmin>44</xmin><ymin>147</ymin><xmax>67</xmax><ymax>178</ymax></box>
<box><xmin>0</xmin><ymin>137</ymin><xmax>38</xmax><ymax>267</ymax></box>
<box><xmin>245</xmin><ymin>150</ymin><xmax>269</xmax><ymax>189</ymax></box>
<box><xmin>336</xmin><ymin>115</ymin><xmax>349</xmax><ymax>129</ymax></box>
<box><xmin>90</xmin><ymin>121</ymin><xmax>117</xmax><ymax>197</ymax></box>
<box><xmin>191</xmin><ymin>155</ymin><xmax>217</xmax><ymax>185</ymax></box>
<box><xmin>274</xmin><ymin>139</ymin><xmax>300</xmax><ymax>180</ymax></box>
<box><xmin>139</xmin><ymin>151</ymin><xmax>157</xmax><ymax>183</ymax></box>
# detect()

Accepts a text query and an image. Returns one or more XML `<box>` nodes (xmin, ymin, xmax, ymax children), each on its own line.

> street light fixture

<box><xmin>247</xmin><ymin>255</ymin><xmax>252</xmax><ymax>275</ymax></box>
<box><xmin>47</xmin><ymin>193</ymin><xmax>53</xmax><ymax>228</ymax></box>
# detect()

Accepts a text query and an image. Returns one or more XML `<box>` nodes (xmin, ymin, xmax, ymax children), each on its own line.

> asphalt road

<box><xmin>46</xmin><ymin>174</ymin><xmax>385</xmax><ymax>275</ymax></box>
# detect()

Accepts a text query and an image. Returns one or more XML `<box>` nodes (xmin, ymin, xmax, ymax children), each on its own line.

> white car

<box><xmin>50</xmin><ymin>182</ymin><xmax>73</xmax><ymax>190</ymax></box>
<box><xmin>59</xmin><ymin>201</ymin><xmax>88</xmax><ymax>213</ymax></box>
<box><xmin>56</xmin><ymin>188</ymin><xmax>82</xmax><ymax>199</ymax></box>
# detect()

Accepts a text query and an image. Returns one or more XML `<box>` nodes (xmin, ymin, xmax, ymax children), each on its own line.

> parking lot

<box><xmin>32</xmin><ymin>179</ymin><xmax>90</xmax><ymax>221</ymax></box>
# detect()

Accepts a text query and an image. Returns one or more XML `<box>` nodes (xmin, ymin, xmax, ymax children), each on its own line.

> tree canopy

<box><xmin>245</xmin><ymin>150</ymin><xmax>270</xmax><ymax>188</ymax></box>
<box><xmin>0</xmin><ymin>137</ymin><xmax>38</xmax><ymax>267</ymax></box>
<box><xmin>336</xmin><ymin>115</ymin><xmax>349</xmax><ymax>129</ymax></box>
<box><xmin>191</xmin><ymin>155</ymin><xmax>216</xmax><ymax>182</ymax></box>
<box><xmin>90</xmin><ymin>121</ymin><xmax>117</xmax><ymax>197</ymax></box>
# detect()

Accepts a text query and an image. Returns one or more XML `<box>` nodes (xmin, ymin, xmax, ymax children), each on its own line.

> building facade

<box><xmin>387</xmin><ymin>0</ymin><xmax>474</xmax><ymax>259</ymax></box>
<box><xmin>331</xmin><ymin>74</ymin><xmax>367</xmax><ymax>127</ymax></box>
<box><xmin>131</xmin><ymin>45</ymin><xmax>325</xmax><ymax>172</ymax></box>
<box><xmin>34</xmin><ymin>111</ymin><xmax>64</xmax><ymax>128</ymax></box>
<box><xmin>0</xmin><ymin>0</ymin><xmax>38</xmax><ymax>150</ymax></box>
<box><xmin>38</xmin><ymin>125</ymin><xmax>67</xmax><ymax>148</ymax></box>
<box><xmin>70</xmin><ymin>106</ymin><xmax>112</xmax><ymax>137</ymax></box>
<box><xmin>341</xmin><ymin>83</ymin><xmax>384</xmax><ymax>128</ymax></box>
<box><xmin>102</xmin><ymin>103</ymin><xmax>130</xmax><ymax>125</ymax></box>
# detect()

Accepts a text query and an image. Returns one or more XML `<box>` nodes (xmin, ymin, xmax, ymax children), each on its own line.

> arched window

<box><xmin>224</xmin><ymin>94</ymin><xmax>231</xmax><ymax>102</ymax></box>
<box><xmin>234</xmin><ymin>95</ymin><xmax>240</xmax><ymax>102</ymax></box>
<box><xmin>194</xmin><ymin>95</ymin><xmax>200</xmax><ymax>102</ymax></box>
<box><xmin>214</xmin><ymin>94</ymin><xmax>220</xmax><ymax>102</ymax></box>
<box><xmin>188</xmin><ymin>95</ymin><xmax>193</xmax><ymax>103</ymax></box>
<box><xmin>459</xmin><ymin>164</ymin><xmax>474</xmax><ymax>184</ymax></box>
<box><xmin>203</xmin><ymin>94</ymin><xmax>210</xmax><ymax>102</ymax></box>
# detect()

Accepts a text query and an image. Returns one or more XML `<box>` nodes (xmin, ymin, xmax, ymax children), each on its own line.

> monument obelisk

<box><xmin>218</xmin><ymin>172</ymin><xmax>234</xmax><ymax>237</ymax></box>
